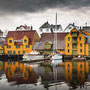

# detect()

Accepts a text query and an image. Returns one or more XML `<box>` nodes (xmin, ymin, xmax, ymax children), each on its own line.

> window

<box><xmin>23</xmin><ymin>51</ymin><xmax>25</xmax><ymax>54</ymax></box>
<box><xmin>46</xmin><ymin>28</ymin><xmax>49</xmax><ymax>31</ymax></box>
<box><xmin>24</xmin><ymin>40</ymin><xmax>27</xmax><ymax>43</ymax></box>
<box><xmin>80</xmin><ymin>64</ymin><xmax>82</xmax><ymax>68</ymax></box>
<box><xmin>79</xmin><ymin>37</ymin><xmax>81</xmax><ymax>41</ymax></box>
<box><xmin>80</xmin><ymin>49</ymin><xmax>82</xmax><ymax>53</ymax></box>
<box><xmin>16</xmin><ymin>45</ymin><xmax>20</xmax><ymax>48</ymax></box>
<box><xmin>25</xmin><ymin>45</ymin><xmax>30</xmax><ymax>48</ymax></box>
<box><xmin>68</xmin><ymin>64</ymin><xmax>70</xmax><ymax>67</ymax></box>
<box><xmin>80</xmin><ymin>70</ymin><xmax>82</xmax><ymax>73</ymax></box>
<box><xmin>68</xmin><ymin>49</ymin><xmax>70</xmax><ymax>53</ymax></box>
<box><xmin>18</xmin><ymin>51</ymin><xmax>20</xmax><ymax>54</ymax></box>
<box><xmin>72</xmin><ymin>37</ymin><xmax>77</xmax><ymax>41</ymax></box>
<box><xmin>80</xmin><ymin>43</ymin><xmax>82</xmax><ymax>47</ymax></box>
<box><xmin>67</xmin><ymin>43</ymin><xmax>69</xmax><ymax>47</ymax></box>
<box><xmin>69</xmin><ymin>27</ymin><xmax>72</xmax><ymax>29</ymax></box>
<box><xmin>13</xmin><ymin>51</ymin><xmax>15</xmax><ymax>54</ymax></box>
<box><xmin>68</xmin><ymin>70</ymin><xmax>69</xmax><ymax>72</ymax></box>
<box><xmin>9</xmin><ymin>40</ymin><xmax>12</xmax><ymax>43</ymax></box>
<box><xmin>68</xmin><ymin>37</ymin><xmax>70</xmax><ymax>41</ymax></box>
<box><xmin>7</xmin><ymin>45</ymin><xmax>11</xmax><ymax>48</ymax></box>
<box><xmin>8</xmin><ymin>51</ymin><xmax>12</xmax><ymax>54</ymax></box>
<box><xmin>40</xmin><ymin>29</ymin><xmax>43</xmax><ymax>32</ymax></box>
<box><xmin>72</xmin><ymin>32</ymin><xmax>77</xmax><ymax>34</ymax></box>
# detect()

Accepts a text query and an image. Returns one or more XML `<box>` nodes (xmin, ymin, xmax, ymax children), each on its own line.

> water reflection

<box><xmin>65</xmin><ymin>61</ymin><xmax>90</xmax><ymax>89</ymax></box>
<box><xmin>0</xmin><ymin>61</ymin><xmax>90</xmax><ymax>90</ymax></box>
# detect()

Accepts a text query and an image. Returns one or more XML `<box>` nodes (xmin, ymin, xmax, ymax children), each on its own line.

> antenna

<box><xmin>86</xmin><ymin>22</ymin><xmax>87</xmax><ymax>34</ymax></box>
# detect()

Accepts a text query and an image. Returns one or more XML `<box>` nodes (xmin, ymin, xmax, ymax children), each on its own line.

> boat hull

<box><xmin>23</xmin><ymin>54</ymin><xmax>44</xmax><ymax>61</ymax></box>
<box><xmin>52</xmin><ymin>54</ymin><xmax>62</xmax><ymax>60</ymax></box>
<box><xmin>51</xmin><ymin>54</ymin><xmax>63</xmax><ymax>64</ymax></box>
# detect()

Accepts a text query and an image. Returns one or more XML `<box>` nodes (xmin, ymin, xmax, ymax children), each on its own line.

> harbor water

<box><xmin>0</xmin><ymin>59</ymin><xmax>90</xmax><ymax>90</ymax></box>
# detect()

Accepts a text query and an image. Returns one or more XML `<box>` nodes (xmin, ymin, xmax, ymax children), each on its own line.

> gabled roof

<box><xmin>78</xmin><ymin>30</ymin><xmax>87</xmax><ymax>37</ymax></box>
<box><xmin>64</xmin><ymin>23</ymin><xmax>79</xmax><ymax>32</ymax></box>
<box><xmin>34</xmin><ymin>33</ymin><xmax>68</xmax><ymax>50</ymax></box>
<box><xmin>70</xmin><ymin>28</ymin><xmax>87</xmax><ymax>38</ymax></box>
<box><xmin>4</xmin><ymin>30</ymin><xmax>36</xmax><ymax>45</ymax></box>
<box><xmin>39</xmin><ymin>21</ymin><xmax>62</xmax><ymax>31</ymax></box>
<box><xmin>39</xmin><ymin>21</ymin><xmax>51</xmax><ymax>29</ymax></box>
<box><xmin>16</xmin><ymin>25</ymin><xmax>31</xmax><ymax>30</ymax></box>
<box><xmin>50</xmin><ymin>24</ymin><xmax>62</xmax><ymax>30</ymax></box>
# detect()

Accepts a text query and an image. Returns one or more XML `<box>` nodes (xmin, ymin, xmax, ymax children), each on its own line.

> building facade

<box><xmin>65</xmin><ymin>28</ymin><xmax>90</xmax><ymax>56</ymax></box>
<box><xmin>0</xmin><ymin>30</ymin><xmax>6</xmax><ymax>54</ymax></box>
<box><xmin>33</xmin><ymin>33</ymin><xmax>68</xmax><ymax>55</ymax></box>
<box><xmin>39</xmin><ymin>21</ymin><xmax>63</xmax><ymax>36</ymax></box>
<box><xmin>4</xmin><ymin>30</ymin><xmax>40</xmax><ymax>55</ymax></box>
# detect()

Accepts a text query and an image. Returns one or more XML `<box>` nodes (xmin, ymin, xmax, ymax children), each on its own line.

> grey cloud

<box><xmin>0</xmin><ymin>0</ymin><xmax>90</xmax><ymax>14</ymax></box>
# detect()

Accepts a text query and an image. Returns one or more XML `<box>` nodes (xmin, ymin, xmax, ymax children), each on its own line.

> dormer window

<box><xmin>9</xmin><ymin>40</ymin><xmax>12</xmax><ymax>43</ymax></box>
<box><xmin>24</xmin><ymin>40</ymin><xmax>27</xmax><ymax>43</ymax></box>
<box><xmin>69</xmin><ymin>27</ymin><xmax>72</xmax><ymax>29</ymax></box>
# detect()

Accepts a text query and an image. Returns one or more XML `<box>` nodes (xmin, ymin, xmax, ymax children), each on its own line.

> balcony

<box><xmin>72</xmin><ymin>45</ymin><xmax>77</xmax><ymax>49</ymax></box>
<box><xmin>72</xmin><ymin>34</ymin><xmax>78</xmax><ymax>37</ymax></box>
<box><xmin>72</xmin><ymin>40</ymin><xmax>77</xmax><ymax>44</ymax></box>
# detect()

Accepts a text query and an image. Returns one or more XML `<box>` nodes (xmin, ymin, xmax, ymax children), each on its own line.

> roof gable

<box><xmin>34</xmin><ymin>33</ymin><xmax>68</xmax><ymax>50</ymax></box>
<box><xmin>40</xmin><ymin>21</ymin><xmax>50</xmax><ymax>29</ymax></box>
<box><xmin>4</xmin><ymin>30</ymin><xmax>36</xmax><ymax>45</ymax></box>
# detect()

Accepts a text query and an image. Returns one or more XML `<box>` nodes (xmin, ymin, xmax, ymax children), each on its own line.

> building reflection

<box><xmin>4</xmin><ymin>61</ymin><xmax>39</xmax><ymax>85</ymax></box>
<box><xmin>3</xmin><ymin>61</ymin><xmax>65</xmax><ymax>89</ymax></box>
<box><xmin>0</xmin><ymin>62</ymin><xmax>4</xmax><ymax>78</ymax></box>
<box><xmin>65</xmin><ymin>61</ymin><xmax>90</xmax><ymax>89</ymax></box>
<box><xmin>2</xmin><ymin>61</ymin><xmax>90</xmax><ymax>89</ymax></box>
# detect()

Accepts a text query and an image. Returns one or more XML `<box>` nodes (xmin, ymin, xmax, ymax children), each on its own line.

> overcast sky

<box><xmin>0</xmin><ymin>0</ymin><xmax>90</xmax><ymax>32</ymax></box>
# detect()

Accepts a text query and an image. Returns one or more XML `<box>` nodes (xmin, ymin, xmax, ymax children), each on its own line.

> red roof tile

<box><xmin>4</xmin><ymin>30</ymin><xmax>36</xmax><ymax>45</ymax></box>
<box><xmin>34</xmin><ymin>33</ymin><xmax>68</xmax><ymax>50</ymax></box>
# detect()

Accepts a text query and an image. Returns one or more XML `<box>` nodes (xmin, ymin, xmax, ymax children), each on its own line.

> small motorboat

<box><xmin>51</xmin><ymin>54</ymin><xmax>63</xmax><ymax>64</ymax></box>
<box><xmin>23</xmin><ymin>51</ymin><xmax>44</xmax><ymax>61</ymax></box>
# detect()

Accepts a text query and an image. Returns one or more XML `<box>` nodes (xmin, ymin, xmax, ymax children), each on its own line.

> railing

<box><xmin>72</xmin><ymin>45</ymin><xmax>77</xmax><ymax>49</ymax></box>
<box><xmin>72</xmin><ymin>40</ymin><xmax>77</xmax><ymax>44</ymax></box>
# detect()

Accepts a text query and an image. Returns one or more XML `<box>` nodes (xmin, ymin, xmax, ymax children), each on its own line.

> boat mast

<box><xmin>53</xmin><ymin>13</ymin><xmax>57</xmax><ymax>53</ymax></box>
<box><xmin>55</xmin><ymin>13</ymin><xmax>57</xmax><ymax>51</ymax></box>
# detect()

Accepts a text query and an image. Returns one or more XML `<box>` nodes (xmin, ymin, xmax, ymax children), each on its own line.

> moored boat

<box><xmin>72</xmin><ymin>57</ymin><xmax>86</xmax><ymax>62</ymax></box>
<box><xmin>51</xmin><ymin>13</ymin><xmax>63</xmax><ymax>64</ymax></box>
<box><xmin>23</xmin><ymin>51</ymin><xmax>44</xmax><ymax>61</ymax></box>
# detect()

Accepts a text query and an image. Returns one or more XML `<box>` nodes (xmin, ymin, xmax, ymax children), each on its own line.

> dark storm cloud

<box><xmin>0</xmin><ymin>0</ymin><xmax>90</xmax><ymax>13</ymax></box>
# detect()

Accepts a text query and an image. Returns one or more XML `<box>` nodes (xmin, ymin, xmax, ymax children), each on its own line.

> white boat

<box><xmin>52</xmin><ymin>54</ymin><xmax>62</xmax><ymax>60</ymax></box>
<box><xmin>51</xmin><ymin>13</ymin><xmax>62</xmax><ymax>64</ymax></box>
<box><xmin>51</xmin><ymin>54</ymin><xmax>62</xmax><ymax>64</ymax></box>
<box><xmin>23</xmin><ymin>51</ymin><xmax>44</xmax><ymax>61</ymax></box>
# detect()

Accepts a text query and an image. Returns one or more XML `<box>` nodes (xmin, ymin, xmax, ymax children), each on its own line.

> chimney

<box><xmin>31</xmin><ymin>26</ymin><xmax>33</xmax><ymax>30</ymax></box>
<box><xmin>73</xmin><ymin>23</ymin><xmax>75</xmax><ymax>26</ymax></box>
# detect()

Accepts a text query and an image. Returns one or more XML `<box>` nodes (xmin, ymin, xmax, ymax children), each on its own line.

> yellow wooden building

<box><xmin>65</xmin><ymin>28</ymin><xmax>90</xmax><ymax>56</ymax></box>
<box><xmin>4</xmin><ymin>30</ymin><xmax>40</xmax><ymax>55</ymax></box>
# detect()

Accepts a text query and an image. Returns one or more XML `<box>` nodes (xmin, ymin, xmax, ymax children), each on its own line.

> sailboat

<box><xmin>51</xmin><ymin>13</ymin><xmax>62</xmax><ymax>64</ymax></box>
